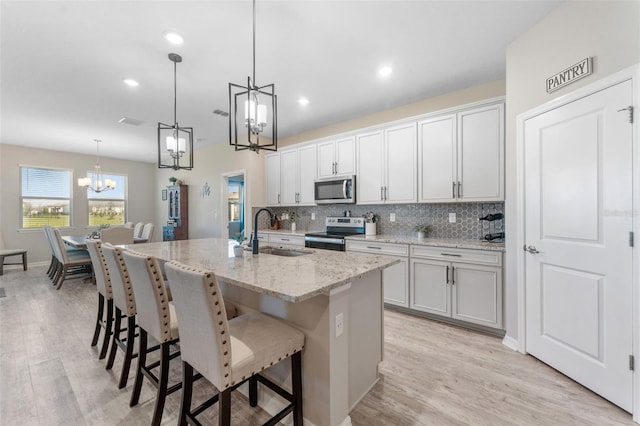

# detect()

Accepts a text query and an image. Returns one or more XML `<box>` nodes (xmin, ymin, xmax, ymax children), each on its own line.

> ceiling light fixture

<box><xmin>157</xmin><ymin>53</ymin><xmax>193</xmax><ymax>170</ymax></box>
<box><xmin>164</xmin><ymin>31</ymin><xmax>184</xmax><ymax>45</ymax></box>
<box><xmin>228</xmin><ymin>0</ymin><xmax>277</xmax><ymax>153</ymax></box>
<box><xmin>78</xmin><ymin>139</ymin><xmax>116</xmax><ymax>193</ymax></box>
<box><xmin>298</xmin><ymin>97</ymin><xmax>309</xmax><ymax>106</ymax></box>
<box><xmin>379</xmin><ymin>66</ymin><xmax>393</xmax><ymax>77</ymax></box>
<box><xmin>123</xmin><ymin>78</ymin><xmax>139</xmax><ymax>87</ymax></box>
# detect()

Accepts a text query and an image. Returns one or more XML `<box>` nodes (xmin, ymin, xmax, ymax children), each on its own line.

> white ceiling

<box><xmin>0</xmin><ymin>0</ymin><xmax>561</xmax><ymax>163</ymax></box>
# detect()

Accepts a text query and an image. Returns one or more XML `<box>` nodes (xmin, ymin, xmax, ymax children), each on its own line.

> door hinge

<box><xmin>630</xmin><ymin>231</ymin><xmax>634</xmax><ymax>247</ymax></box>
<box><xmin>618</xmin><ymin>106</ymin><xmax>634</xmax><ymax>123</ymax></box>
<box><xmin>630</xmin><ymin>355</ymin><xmax>635</xmax><ymax>371</ymax></box>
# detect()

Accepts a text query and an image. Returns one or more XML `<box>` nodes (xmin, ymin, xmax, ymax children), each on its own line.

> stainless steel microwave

<box><xmin>314</xmin><ymin>176</ymin><xmax>356</xmax><ymax>204</ymax></box>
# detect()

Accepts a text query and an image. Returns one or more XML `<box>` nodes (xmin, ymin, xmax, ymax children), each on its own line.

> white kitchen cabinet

<box><xmin>268</xmin><ymin>233</ymin><xmax>305</xmax><ymax>246</ymax></box>
<box><xmin>266</xmin><ymin>145</ymin><xmax>317</xmax><ymax>207</ymax></box>
<box><xmin>317</xmin><ymin>136</ymin><xmax>355</xmax><ymax>178</ymax></box>
<box><xmin>418</xmin><ymin>102</ymin><xmax>504</xmax><ymax>202</ymax></box>
<box><xmin>265</xmin><ymin>153</ymin><xmax>281</xmax><ymax>206</ymax></box>
<box><xmin>410</xmin><ymin>245</ymin><xmax>502</xmax><ymax>329</ymax></box>
<box><xmin>356</xmin><ymin>122</ymin><xmax>417</xmax><ymax>205</ymax></box>
<box><xmin>346</xmin><ymin>240</ymin><xmax>409</xmax><ymax>307</ymax></box>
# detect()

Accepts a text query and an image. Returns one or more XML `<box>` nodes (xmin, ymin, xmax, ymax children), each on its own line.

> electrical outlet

<box><xmin>448</xmin><ymin>212</ymin><xmax>456</xmax><ymax>223</ymax></box>
<box><xmin>390</xmin><ymin>213</ymin><xmax>396</xmax><ymax>222</ymax></box>
<box><xmin>335</xmin><ymin>313</ymin><xmax>344</xmax><ymax>337</ymax></box>
<box><xmin>311</xmin><ymin>213</ymin><xmax>316</xmax><ymax>220</ymax></box>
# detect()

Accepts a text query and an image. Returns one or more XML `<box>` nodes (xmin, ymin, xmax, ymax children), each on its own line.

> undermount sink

<box><xmin>258</xmin><ymin>246</ymin><xmax>311</xmax><ymax>257</ymax></box>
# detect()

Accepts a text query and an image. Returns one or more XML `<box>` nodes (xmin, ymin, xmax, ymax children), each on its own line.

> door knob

<box><xmin>523</xmin><ymin>244</ymin><xmax>540</xmax><ymax>254</ymax></box>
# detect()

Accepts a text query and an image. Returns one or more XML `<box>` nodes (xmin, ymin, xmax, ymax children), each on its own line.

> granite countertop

<box><xmin>345</xmin><ymin>234</ymin><xmax>505</xmax><ymax>252</ymax></box>
<box><xmin>127</xmin><ymin>238</ymin><xmax>399</xmax><ymax>303</ymax></box>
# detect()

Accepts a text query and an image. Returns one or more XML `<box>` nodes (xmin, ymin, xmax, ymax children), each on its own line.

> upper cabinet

<box><xmin>357</xmin><ymin>122</ymin><xmax>417</xmax><ymax>205</ymax></box>
<box><xmin>418</xmin><ymin>102</ymin><xmax>504</xmax><ymax>203</ymax></box>
<box><xmin>317</xmin><ymin>136</ymin><xmax>355</xmax><ymax>178</ymax></box>
<box><xmin>266</xmin><ymin>144</ymin><xmax>317</xmax><ymax>207</ymax></box>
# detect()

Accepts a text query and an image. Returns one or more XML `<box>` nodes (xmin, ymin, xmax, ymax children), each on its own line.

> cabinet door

<box><xmin>451</xmin><ymin>263</ymin><xmax>502</xmax><ymax>329</ymax></box>
<box><xmin>385</xmin><ymin>123</ymin><xmax>417</xmax><ymax>203</ymax></box>
<box><xmin>297</xmin><ymin>145</ymin><xmax>317</xmax><ymax>205</ymax></box>
<box><xmin>335</xmin><ymin>136</ymin><xmax>355</xmax><ymax>175</ymax></box>
<box><xmin>418</xmin><ymin>114</ymin><xmax>456</xmax><ymax>202</ymax></box>
<box><xmin>383</xmin><ymin>256</ymin><xmax>409</xmax><ymax>307</ymax></box>
<box><xmin>356</xmin><ymin>131</ymin><xmax>384</xmax><ymax>204</ymax></box>
<box><xmin>280</xmin><ymin>149</ymin><xmax>298</xmax><ymax>205</ymax></box>
<box><xmin>317</xmin><ymin>139</ymin><xmax>336</xmax><ymax>178</ymax></box>
<box><xmin>410</xmin><ymin>258</ymin><xmax>451</xmax><ymax>316</ymax></box>
<box><xmin>265</xmin><ymin>153</ymin><xmax>281</xmax><ymax>206</ymax></box>
<box><xmin>457</xmin><ymin>103</ymin><xmax>504</xmax><ymax>201</ymax></box>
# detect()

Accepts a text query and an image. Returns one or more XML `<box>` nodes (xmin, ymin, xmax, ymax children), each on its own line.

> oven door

<box><xmin>304</xmin><ymin>235</ymin><xmax>346</xmax><ymax>251</ymax></box>
<box><xmin>314</xmin><ymin>176</ymin><xmax>355</xmax><ymax>204</ymax></box>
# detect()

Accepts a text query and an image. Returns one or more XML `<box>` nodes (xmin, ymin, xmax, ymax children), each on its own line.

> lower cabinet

<box><xmin>346</xmin><ymin>240</ymin><xmax>409</xmax><ymax>307</ymax></box>
<box><xmin>269</xmin><ymin>233</ymin><xmax>305</xmax><ymax>246</ymax></box>
<box><xmin>410</xmin><ymin>246</ymin><xmax>503</xmax><ymax>329</ymax></box>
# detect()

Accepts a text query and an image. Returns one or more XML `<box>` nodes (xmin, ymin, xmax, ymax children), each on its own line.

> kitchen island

<box><xmin>126</xmin><ymin>238</ymin><xmax>399</xmax><ymax>426</ymax></box>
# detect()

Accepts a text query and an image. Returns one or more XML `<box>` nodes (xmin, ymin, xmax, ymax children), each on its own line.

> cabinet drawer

<box><xmin>269</xmin><ymin>234</ymin><xmax>305</xmax><ymax>246</ymax></box>
<box><xmin>410</xmin><ymin>245</ymin><xmax>501</xmax><ymax>266</ymax></box>
<box><xmin>347</xmin><ymin>240</ymin><xmax>409</xmax><ymax>256</ymax></box>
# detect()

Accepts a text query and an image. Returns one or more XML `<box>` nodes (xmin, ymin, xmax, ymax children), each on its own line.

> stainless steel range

<box><xmin>304</xmin><ymin>217</ymin><xmax>365</xmax><ymax>251</ymax></box>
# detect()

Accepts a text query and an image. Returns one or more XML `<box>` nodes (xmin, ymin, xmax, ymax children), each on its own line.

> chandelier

<box><xmin>228</xmin><ymin>0</ymin><xmax>277</xmax><ymax>153</ymax></box>
<box><xmin>158</xmin><ymin>53</ymin><xmax>194</xmax><ymax>170</ymax></box>
<box><xmin>78</xmin><ymin>139</ymin><xmax>116</xmax><ymax>193</ymax></box>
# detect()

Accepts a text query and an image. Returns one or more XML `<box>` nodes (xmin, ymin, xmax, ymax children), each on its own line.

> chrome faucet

<box><xmin>252</xmin><ymin>208</ymin><xmax>276</xmax><ymax>254</ymax></box>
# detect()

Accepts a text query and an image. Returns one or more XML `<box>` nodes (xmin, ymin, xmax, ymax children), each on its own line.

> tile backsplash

<box><xmin>254</xmin><ymin>202</ymin><xmax>504</xmax><ymax>240</ymax></box>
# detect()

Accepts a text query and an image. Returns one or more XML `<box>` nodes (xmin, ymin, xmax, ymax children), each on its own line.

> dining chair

<box><xmin>135</xmin><ymin>223</ymin><xmax>155</xmax><ymax>244</ymax></box>
<box><xmin>0</xmin><ymin>233</ymin><xmax>27</xmax><ymax>276</ymax></box>
<box><xmin>165</xmin><ymin>261</ymin><xmax>304</xmax><ymax>426</ymax></box>
<box><xmin>100</xmin><ymin>227</ymin><xmax>134</xmax><ymax>245</ymax></box>
<box><xmin>133</xmin><ymin>222</ymin><xmax>144</xmax><ymax>239</ymax></box>
<box><xmin>51</xmin><ymin>228</ymin><xmax>92</xmax><ymax>289</ymax></box>
<box><xmin>85</xmin><ymin>240</ymin><xmax>114</xmax><ymax>359</ymax></box>
<box><xmin>121</xmin><ymin>249</ymin><xmax>181</xmax><ymax>426</ymax></box>
<box><xmin>124</xmin><ymin>222</ymin><xmax>134</xmax><ymax>228</ymax></box>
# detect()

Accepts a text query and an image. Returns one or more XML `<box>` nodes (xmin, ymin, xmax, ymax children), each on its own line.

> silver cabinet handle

<box><xmin>441</xmin><ymin>253</ymin><xmax>461</xmax><ymax>257</ymax></box>
<box><xmin>452</xmin><ymin>182</ymin><xmax>456</xmax><ymax>198</ymax></box>
<box><xmin>457</xmin><ymin>181</ymin><xmax>462</xmax><ymax>198</ymax></box>
<box><xmin>334</xmin><ymin>162</ymin><xmax>338</xmax><ymax>175</ymax></box>
<box><xmin>381</xmin><ymin>186</ymin><xmax>384</xmax><ymax>201</ymax></box>
<box><xmin>446</xmin><ymin>265</ymin><xmax>450</xmax><ymax>284</ymax></box>
<box><xmin>366</xmin><ymin>246</ymin><xmax>382</xmax><ymax>250</ymax></box>
<box><xmin>451</xmin><ymin>266</ymin><xmax>455</xmax><ymax>285</ymax></box>
<box><xmin>384</xmin><ymin>186</ymin><xmax>388</xmax><ymax>201</ymax></box>
<box><xmin>278</xmin><ymin>193</ymin><xmax>281</xmax><ymax>204</ymax></box>
<box><xmin>524</xmin><ymin>245</ymin><xmax>540</xmax><ymax>254</ymax></box>
<box><xmin>281</xmin><ymin>238</ymin><xmax>290</xmax><ymax>241</ymax></box>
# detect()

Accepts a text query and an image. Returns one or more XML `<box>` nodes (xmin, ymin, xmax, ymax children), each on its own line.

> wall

<box><xmin>0</xmin><ymin>144</ymin><xmax>156</xmax><ymax>263</ymax></box>
<box><xmin>504</xmin><ymin>1</ymin><xmax>640</xmax><ymax>342</ymax></box>
<box><xmin>279</xmin><ymin>79</ymin><xmax>506</xmax><ymax>147</ymax></box>
<box><xmin>154</xmin><ymin>142</ymin><xmax>265</xmax><ymax>240</ymax></box>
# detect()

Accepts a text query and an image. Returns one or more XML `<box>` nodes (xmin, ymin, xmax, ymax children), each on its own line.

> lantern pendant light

<box><xmin>158</xmin><ymin>53</ymin><xmax>194</xmax><ymax>170</ymax></box>
<box><xmin>228</xmin><ymin>0</ymin><xmax>277</xmax><ymax>153</ymax></box>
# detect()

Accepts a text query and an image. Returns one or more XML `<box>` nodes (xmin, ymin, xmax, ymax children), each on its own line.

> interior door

<box><xmin>524</xmin><ymin>80</ymin><xmax>633</xmax><ymax>411</ymax></box>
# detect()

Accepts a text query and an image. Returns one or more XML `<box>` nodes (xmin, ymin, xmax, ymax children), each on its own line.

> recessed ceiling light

<box><xmin>123</xmin><ymin>78</ymin><xmax>139</xmax><ymax>87</ymax></box>
<box><xmin>298</xmin><ymin>97</ymin><xmax>309</xmax><ymax>106</ymax></box>
<box><xmin>378</xmin><ymin>66</ymin><xmax>393</xmax><ymax>77</ymax></box>
<box><xmin>164</xmin><ymin>31</ymin><xmax>184</xmax><ymax>45</ymax></box>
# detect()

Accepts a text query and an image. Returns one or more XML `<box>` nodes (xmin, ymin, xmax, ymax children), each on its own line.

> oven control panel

<box><xmin>326</xmin><ymin>217</ymin><xmax>364</xmax><ymax>227</ymax></box>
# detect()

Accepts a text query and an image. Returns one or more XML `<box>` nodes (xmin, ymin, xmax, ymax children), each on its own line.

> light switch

<box><xmin>311</xmin><ymin>213</ymin><xmax>316</xmax><ymax>220</ymax></box>
<box><xmin>448</xmin><ymin>212</ymin><xmax>456</xmax><ymax>223</ymax></box>
<box><xmin>390</xmin><ymin>213</ymin><xmax>396</xmax><ymax>222</ymax></box>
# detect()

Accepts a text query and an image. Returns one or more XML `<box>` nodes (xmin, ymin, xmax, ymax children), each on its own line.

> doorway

<box><xmin>517</xmin><ymin>67</ymin><xmax>638</xmax><ymax>415</ymax></box>
<box><xmin>223</xmin><ymin>172</ymin><xmax>245</xmax><ymax>242</ymax></box>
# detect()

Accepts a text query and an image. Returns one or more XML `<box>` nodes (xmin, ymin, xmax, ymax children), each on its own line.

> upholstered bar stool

<box><xmin>101</xmin><ymin>243</ymin><xmax>139</xmax><ymax>389</ymax></box>
<box><xmin>121</xmin><ymin>249</ymin><xmax>181</xmax><ymax>426</ymax></box>
<box><xmin>85</xmin><ymin>240</ymin><xmax>114</xmax><ymax>359</ymax></box>
<box><xmin>165</xmin><ymin>261</ymin><xmax>305</xmax><ymax>426</ymax></box>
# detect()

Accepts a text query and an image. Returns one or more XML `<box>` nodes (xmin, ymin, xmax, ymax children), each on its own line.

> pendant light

<box><xmin>228</xmin><ymin>0</ymin><xmax>277</xmax><ymax>153</ymax></box>
<box><xmin>158</xmin><ymin>53</ymin><xmax>194</xmax><ymax>170</ymax></box>
<box><xmin>78</xmin><ymin>139</ymin><xmax>116</xmax><ymax>193</ymax></box>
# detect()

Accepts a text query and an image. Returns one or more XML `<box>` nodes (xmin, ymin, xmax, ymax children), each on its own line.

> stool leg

<box><xmin>130</xmin><ymin>328</ymin><xmax>147</xmax><ymax>407</ymax></box>
<box><xmin>151</xmin><ymin>341</ymin><xmax>171</xmax><ymax>426</ymax></box>
<box><xmin>91</xmin><ymin>293</ymin><xmax>105</xmax><ymax>348</ymax></box>
<box><xmin>249</xmin><ymin>376</ymin><xmax>258</xmax><ymax>407</ymax></box>
<box><xmin>99</xmin><ymin>299</ymin><xmax>113</xmax><ymax>359</ymax></box>
<box><xmin>179</xmin><ymin>361</ymin><xmax>194</xmax><ymax>426</ymax></box>
<box><xmin>106</xmin><ymin>308</ymin><xmax>122</xmax><ymax>370</ymax></box>
<box><xmin>292</xmin><ymin>351</ymin><xmax>303</xmax><ymax>426</ymax></box>
<box><xmin>22</xmin><ymin>252</ymin><xmax>27</xmax><ymax>271</ymax></box>
<box><xmin>118</xmin><ymin>316</ymin><xmax>136</xmax><ymax>389</ymax></box>
<box><xmin>0</xmin><ymin>256</ymin><xmax>4</xmax><ymax>276</ymax></box>
<box><xmin>218</xmin><ymin>388</ymin><xmax>232</xmax><ymax>426</ymax></box>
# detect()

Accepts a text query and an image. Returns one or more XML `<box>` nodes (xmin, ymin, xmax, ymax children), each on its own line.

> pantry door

<box><xmin>523</xmin><ymin>79</ymin><xmax>633</xmax><ymax>411</ymax></box>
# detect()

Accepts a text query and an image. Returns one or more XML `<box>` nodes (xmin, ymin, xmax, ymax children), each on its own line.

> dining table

<box><xmin>61</xmin><ymin>235</ymin><xmax>91</xmax><ymax>250</ymax></box>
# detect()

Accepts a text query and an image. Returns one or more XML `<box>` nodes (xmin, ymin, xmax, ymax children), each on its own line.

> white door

<box><xmin>410</xmin><ymin>258</ymin><xmax>451</xmax><ymax>316</ymax></box>
<box><xmin>524</xmin><ymin>80</ymin><xmax>633</xmax><ymax>411</ymax></box>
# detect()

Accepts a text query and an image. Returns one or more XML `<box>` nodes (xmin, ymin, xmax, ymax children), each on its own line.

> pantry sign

<box><xmin>546</xmin><ymin>57</ymin><xmax>592</xmax><ymax>93</ymax></box>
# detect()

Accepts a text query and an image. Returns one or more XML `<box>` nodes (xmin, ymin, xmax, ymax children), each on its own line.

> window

<box><xmin>20</xmin><ymin>166</ymin><xmax>72</xmax><ymax>228</ymax></box>
<box><xmin>86</xmin><ymin>173</ymin><xmax>127</xmax><ymax>226</ymax></box>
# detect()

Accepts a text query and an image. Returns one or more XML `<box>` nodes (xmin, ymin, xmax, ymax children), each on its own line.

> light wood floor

<box><xmin>0</xmin><ymin>265</ymin><xmax>634</xmax><ymax>425</ymax></box>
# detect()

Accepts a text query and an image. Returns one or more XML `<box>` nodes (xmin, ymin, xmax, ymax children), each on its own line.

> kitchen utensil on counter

<box><xmin>483</xmin><ymin>232</ymin><xmax>505</xmax><ymax>241</ymax></box>
<box><xmin>478</xmin><ymin>213</ymin><xmax>504</xmax><ymax>221</ymax></box>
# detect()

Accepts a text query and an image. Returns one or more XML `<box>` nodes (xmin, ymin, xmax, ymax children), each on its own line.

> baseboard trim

<box><xmin>502</xmin><ymin>335</ymin><xmax>519</xmax><ymax>351</ymax></box>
